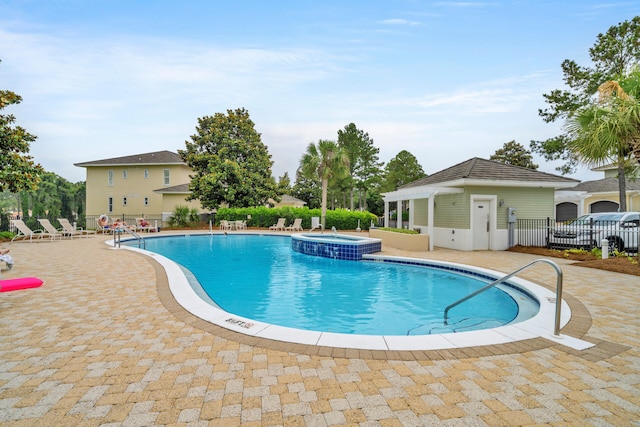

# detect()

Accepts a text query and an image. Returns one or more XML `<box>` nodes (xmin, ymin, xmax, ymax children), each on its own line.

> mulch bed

<box><xmin>507</xmin><ymin>245</ymin><xmax>640</xmax><ymax>276</ymax></box>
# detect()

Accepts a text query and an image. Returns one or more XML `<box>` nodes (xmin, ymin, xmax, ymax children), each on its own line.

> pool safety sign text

<box><xmin>225</xmin><ymin>318</ymin><xmax>254</xmax><ymax>329</ymax></box>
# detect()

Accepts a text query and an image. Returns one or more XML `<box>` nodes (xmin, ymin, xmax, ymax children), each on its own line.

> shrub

<box><xmin>0</xmin><ymin>231</ymin><xmax>14</xmax><ymax>242</ymax></box>
<box><xmin>215</xmin><ymin>207</ymin><xmax>377</xmax><ymax>230</ymax></box>
<box><xmin>168</xmin><ymin>205</ymin><xmax>200</xmax><ymax>228</ymax></box>
<box><xmin>590</xmin><ymin>247</ymin><xmax>602</xmax><ymax>258</ymax></box>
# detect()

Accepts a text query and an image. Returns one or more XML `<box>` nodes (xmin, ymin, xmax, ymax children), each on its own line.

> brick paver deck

<box><xmin>0</xmin><ymin>232</ymin><xmax>638</xmax><ymax>426</ymax></box>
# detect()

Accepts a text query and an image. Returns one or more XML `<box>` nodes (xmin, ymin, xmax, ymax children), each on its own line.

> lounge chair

<box><xmin>135</xmin><ymin>218</ymin><xmax>154</xmax><ymax>232</ymax></box>
<box><xmin>37</xmin><ymin>219</ymin><xmax>65</xmax><ymax>240</ymax></box>
<box><xmin>269</xmin><ymin>218</ymin><xmax>286</xmax><ymax>231</ymax></box>
<box><xmin>58</xmin><ymin>218</ymin><xmax>96</xmax><ymax>238</ymax></box>
<box><xmin>10</xmin><ymin>219</ymin><xmax>54</xmax><ymax>242</ymax></box>
<box><xmin>285</xmin><ymin>218</ymin><xmax>303</xmax><ymax>232</ymax></box>
<box><xmin>96</xmin><ymin>216</ymin><xmax>113</xmax><ymax>234</ymax></box>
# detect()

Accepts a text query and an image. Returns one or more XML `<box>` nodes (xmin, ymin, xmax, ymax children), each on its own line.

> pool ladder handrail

<box><xmin>113</xmin><ymin>227</ymin><xmax>146</xmax><ymax>249</ymax></box>
<box><xmin>444</xmin><ymin>259</ymin><xmax>563</xmax><ymax>336</ymax></box>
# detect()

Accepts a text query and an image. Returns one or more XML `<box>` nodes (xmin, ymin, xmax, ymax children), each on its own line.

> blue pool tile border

<box><xmin>291</xmin><ymin>234</ymin><xmax>382</xmax><ymax>260</ymax></box>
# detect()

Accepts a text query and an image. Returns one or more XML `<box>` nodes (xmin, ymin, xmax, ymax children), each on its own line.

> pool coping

<box><xmin>114</xmin><ymin>233</ymin><xmax>595</xmax><ymax>359</ymax></box>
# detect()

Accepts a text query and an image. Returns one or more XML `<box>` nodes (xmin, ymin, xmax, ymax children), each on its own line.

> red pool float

<box><xmin>0</xmin><ymin>277</ymin><xmax>43</xmax><ymax>292</ymax></box>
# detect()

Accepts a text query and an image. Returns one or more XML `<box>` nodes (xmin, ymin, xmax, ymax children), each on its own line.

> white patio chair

<box><xmin>37</xmin><ymin>219</ymin><xmax>65</xmax><ymax>240</ymax></box>
<box><xmin>10</xmin><ymin>219</ymin><xmax>54</xmax><ymax>242</ymax></box>
<box><xmin>269</xmin><ymin>218</ymin><xmax>286</xmax><ymax>231</ymax></box>
<box><xmin>285</xmin><ymin>218</ymin><xmax>303</xmax><ymax>232</ymax></box>
<box><xmin>58</xmin><ymin>218</ymin><xmax>96</xmax><ymax>238</ymax></box>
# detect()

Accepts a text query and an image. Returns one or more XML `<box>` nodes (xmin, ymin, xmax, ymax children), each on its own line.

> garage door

<box><xmin>556</xmin><ymin>202</ymin><xmax>578</xmax><ymax>221</ymax></box>
<box><xmin>590</xmin><ymin>201</ymin><xmax>619</xmax><ymax>213</ymax></box>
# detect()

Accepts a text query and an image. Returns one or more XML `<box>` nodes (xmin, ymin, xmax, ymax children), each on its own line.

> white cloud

<box><xmin>433</xmin><ymin>2</ymin><xmax>496</xmax><ymax>8</ymax></box>
<box><xmin>378</xmin><ymin>19</ymin><xmax>420</xmax><ymax>26</ymax></box>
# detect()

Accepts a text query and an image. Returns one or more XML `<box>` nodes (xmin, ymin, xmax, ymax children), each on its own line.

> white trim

<box><xmin>382</xmin><ymin>186</ymin><xmax>462</xmax><ymax>202</ymax></box>
<box><xmin>421</xmin><ymin>178</ymin><xmax>578</xmax><ymax>189</ymax></box>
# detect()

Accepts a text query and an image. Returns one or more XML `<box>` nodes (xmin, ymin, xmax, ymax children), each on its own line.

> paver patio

<box><xmin>0</xmin><ymin>231</ymin><xmax>638</xmax><ymax>426</ymax></box>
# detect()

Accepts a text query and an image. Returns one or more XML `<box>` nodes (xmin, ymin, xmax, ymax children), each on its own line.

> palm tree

<box><xmin>565</xmin><ymin>70</ymin><xmax>640</xmax><ymax>212</ymax></box>
<box><xmin>299</xmin><ymin>140</ymin><xmax>349</xmax><ymax>229</ymax></box>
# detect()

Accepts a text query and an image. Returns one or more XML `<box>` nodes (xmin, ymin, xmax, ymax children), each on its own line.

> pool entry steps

<box><xmin>291</xmin><ymin>233</ymin><xmax>382</xmax><ymax>260</ymax></box>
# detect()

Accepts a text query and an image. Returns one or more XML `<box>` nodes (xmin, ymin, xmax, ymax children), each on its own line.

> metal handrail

<box><xmin>444</xmin><ymin>259</ymin><xmax>563</xmax><ymax>336</ymax></box>
<box><xmin>113</xmin><ymin>227</ymin><xmax>146</xmax><ymax>249</ymax></box>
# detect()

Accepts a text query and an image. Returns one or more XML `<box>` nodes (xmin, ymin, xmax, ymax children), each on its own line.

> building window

<box><xmin>144</xmin><ymin>197</ymin><xmax>149</xmax><ymax>206</ymax></box>
<box><xmin>123</xmin><ymin>170</ymin><xmax>128</xmax><ymax>179</ymax></box>
<box><xmin>123</xmin><ymin>197</ymin><xmax>127</xmax><ymax>206</ymax></box>
<box><xmin>108</xmin><ymin>197</ymin><xmax>113</xmax><ymax>213</ymax></box>
<box><xmin>163</xmin><ymin>169</ymin><xmax>170</xmax><ymax>185</ymax></box>
<box><xmin>144</xmin><ymin>169</ymin><xmax>149</xmax><ymax>179</ymax></box>
<box><xmin>108</xmin><ymin>170</ymin><xmax>114</xmax><ymax>186</ymax></box>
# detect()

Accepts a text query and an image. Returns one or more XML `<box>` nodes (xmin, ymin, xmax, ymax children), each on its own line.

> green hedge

<box><xmin>215</xmin><ymin>207</ymin><xmax>377</xmax><ymax>230</ymax></box>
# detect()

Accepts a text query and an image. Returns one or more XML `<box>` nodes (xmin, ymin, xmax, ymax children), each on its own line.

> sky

<box><xmin>1</xmin><ymin>1</ymin><xmax>638</xmax><ymax>184</ymax></box>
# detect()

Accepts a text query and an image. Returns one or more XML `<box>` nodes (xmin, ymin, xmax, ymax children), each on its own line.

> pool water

<box><xmin>137</xmin><ymin>234</ymin><xmax>535</xmax><ymax>335</ymax></box>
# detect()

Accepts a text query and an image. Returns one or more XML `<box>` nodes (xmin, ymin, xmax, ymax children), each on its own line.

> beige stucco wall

<box><xmin>272</xmin><ymin>200</ymin><xmax>306</xmax><ymax>208</ymax></box>
<box><xmin>369</xmin><ymin>228</ymin><xmax>430</xmax><ymax>251</ymax></box>
<box><xmin>582</xmin><ymin>193</ymin><xmax>640</xmax><ymax>212</ymax></box>
<box><xmin>160</xmin><ymin>194</ymin><xmax>203</xmax><ymax>215</ymax></box>
<box><xmin>83</xmin><ymin>164</ymin><xmax>194</xmax><ymax>218</ymax></box>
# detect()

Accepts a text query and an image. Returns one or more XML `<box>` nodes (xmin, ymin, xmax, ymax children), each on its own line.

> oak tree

<box><xmin>179</xmin><ymin>108</ymin><xmax>278</xmax><ymax>209</ymax></box>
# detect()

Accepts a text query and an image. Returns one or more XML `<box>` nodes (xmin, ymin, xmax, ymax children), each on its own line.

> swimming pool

<box><xmin>119</xmin><ymin>233</ymin><xmax>570</xmax><ymax>350</ymax></box>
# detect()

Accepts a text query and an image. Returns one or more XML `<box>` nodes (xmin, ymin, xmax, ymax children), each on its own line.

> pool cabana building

<box><xmin>381</xmin><ymin>157</ymin><xmax>579</xmax><ymax>251</ymax></box>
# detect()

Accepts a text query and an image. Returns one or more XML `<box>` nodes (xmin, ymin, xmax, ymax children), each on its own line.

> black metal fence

<box><xmin>516</xmin><ymin>218</ymin><xmax>553</xmax><ymax>248</ymax></box>
<box><xmin>516</xmin><ymin>217</ymin><xmax>639</xmax><ymax>254</ymax></box>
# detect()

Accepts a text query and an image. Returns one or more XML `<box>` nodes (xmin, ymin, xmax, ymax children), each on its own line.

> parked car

<box><xmin>549</xmin><ymin>212</ymin><xmax>640</xmax><ymax>253</ymax></box>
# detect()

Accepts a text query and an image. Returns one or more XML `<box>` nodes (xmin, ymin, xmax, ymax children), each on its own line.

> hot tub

<box><xmin>291</xmin><ymin>233</ymin><xmax>382</xmax><ymax>260</ymax></box>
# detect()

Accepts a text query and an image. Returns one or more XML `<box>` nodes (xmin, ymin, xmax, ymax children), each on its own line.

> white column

<box><xmin>427</xmin><ymin>193</ymin><xmax>437</xmax><ymax>251</ymax></box>
<box><xmin>408</xmin><ymin>199</ymin><xmax>415</xmax><ymax>230</ymax></box>
<box><xmin>383</xmin><ymin>200</ymin><xmax>389</xmax><ymax>228</ymax></box>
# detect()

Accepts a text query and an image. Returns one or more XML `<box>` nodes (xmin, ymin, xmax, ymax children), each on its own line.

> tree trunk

<box><xmin>349</xmin><ymin>187</ymin><xmax>354</xmax><ymax>211</ymax></box>
<box><xmin>617</xmin><ymin>160</ymin><xmax>627</xmax><ymax>211</ymax></box>
<box><xmin>321</xmin><ymin>178</ymin><xmax>328</xmax><ymax>228</ymax></box>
